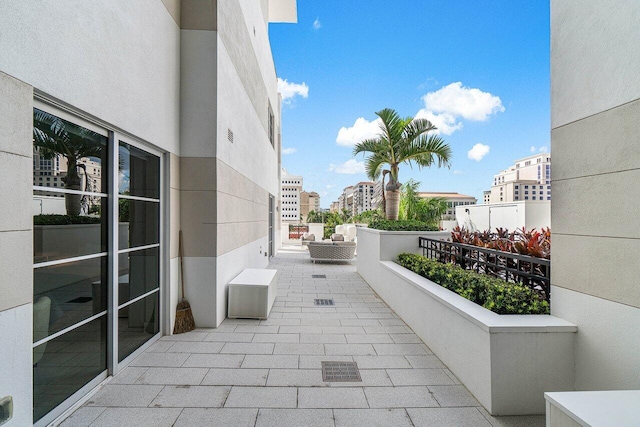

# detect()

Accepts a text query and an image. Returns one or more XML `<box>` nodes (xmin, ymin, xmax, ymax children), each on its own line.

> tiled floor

<box><xmin>61</xmin><ymin>250</ymin><xmax>544</xmax><ymax>426</ymax></box>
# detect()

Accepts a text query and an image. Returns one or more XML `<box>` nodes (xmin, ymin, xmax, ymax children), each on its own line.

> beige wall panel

<box><xmin>552</xmin><ymin>99</ymin><xmax>640</xmax><ymax>181</ymax></box>
<box><xmin>181</xmin><ymin>0</ymin><xmax>217</xmax><ymax>30</ymax></box>
<box><xmin>180</xmin><ymin>157</ymin><xmax>217</xmax><ymax>191</ymax></box>
<box><xmin>552</xmin><ymin>169</ymin><xmax>640</xmax><ymax>238</ymax></box>
<box><xmin>217</xmin><ymin>0</ymin><xmax>269</xmax><ymax>134</ymax></box>
<box><xmin>170</xmin><ymin>187</ymin><xmax>180</xmax><ymax>259</ymax></box>
<box><xmin>180</xmin><ymin>190</ymin><xmax>216</xmax><ymax>257</ymax></box>
<box><xmin>552</xmin><ymin>234</ymin><xmax>640</xmax><ymax>308</ymax></box>
<box><xmin>0</xmin><ymin>230</ymin><xmax>33</xmax><ymax>311</ymax></box>
<box><xmin>551</xmin><ymin>0</ymin><xmax>640</xmax><ymax>128</ymax></box>
<box><xmin>170</xmin><ymin>152</ymin><xmax>180</xmax><ymax>190</ymax></box>
<box><xmin>217</xmin><ymin>192</ymin><xmax>266</xmax><ymax>224</ymax></box>
<box><xmin>161</xmin><ymin>0</ymin><xmax>181</xmax><ymax>27</ymax></box>
<box><xmin>0</xmin><ymin>152</ymin><xmax>32</xmax><ymax>232</ymax></box>
<box><xmin>217</xmin><ymin>220</ymin><xmax>267</xmax><ymax>256</ymax></box>
<box><xmin>216</xmin><ymin>159</ymin><xmax>268</xmax><ymax>203</ymax></box>
<box><xmin>0</xmin><ymin>71</ymin><xmax>32</xmax><ymax>157</ymax></box>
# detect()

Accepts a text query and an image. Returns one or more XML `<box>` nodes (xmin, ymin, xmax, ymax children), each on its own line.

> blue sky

<box><xmin>269</xmin><ymin>1</ymin><xmax>550</xmax><ymax>208</ymax></box>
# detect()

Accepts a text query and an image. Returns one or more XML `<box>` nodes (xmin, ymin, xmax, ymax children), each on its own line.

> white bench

<box><xmin>227</xmin><ymin>268</ymin><xmax>277</xmax><ymax>319</ymax></box>
<box><xmin>545</xmin><ymin>390</ymin><xmax>640</xmax><ymax>426</ymax></box>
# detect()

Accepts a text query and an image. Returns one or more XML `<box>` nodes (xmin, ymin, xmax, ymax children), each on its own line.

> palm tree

<box><xmin>33</xmin><ymin>109</ymin><xmax>105</xmax><ymax>215</ymax></box>
<box><xmin>399</xmin><ymin>179</ymin><xmax>449</xmax><ymax>226</ymax></box>
<box><xmin>353</xmin><ymin>108</ymin><xmax>452</xmax><ymax>220</ymax></box>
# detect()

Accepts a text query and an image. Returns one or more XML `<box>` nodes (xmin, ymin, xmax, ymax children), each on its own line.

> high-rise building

<box><xmin>487</xmin><ymin>153</ymin><xmax>551</xmax><ymax>204</ymax></box>
<box><xmin>281</xmin><ymin>169</ymin><xmax>302</xmax><ymax>222</ymax></box>
<box><xmin>300</xmin><ymin>190</ymin><xmax>320</xmax><ymax>221</ymax></box>
<box><xmin>352</xmin><ymin>181</ymin><xmax>377</xmax><ymax>215</ymax></box>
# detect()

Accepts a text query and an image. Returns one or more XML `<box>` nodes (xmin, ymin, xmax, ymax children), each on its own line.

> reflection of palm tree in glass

<box><xmin>33</xmin><ymin>109</ymin><xmax>105</xmax><ymax>215</ymax></box>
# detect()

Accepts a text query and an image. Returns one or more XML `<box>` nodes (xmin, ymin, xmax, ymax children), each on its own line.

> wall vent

<box><xmin>228</xmin><ymin>129</ymin><xmax>234</xmax><ymax>143</ymax></box>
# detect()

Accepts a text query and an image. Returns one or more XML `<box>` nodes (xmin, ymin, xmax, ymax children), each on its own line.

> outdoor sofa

<box><xmin>307</xmin><ymin>241</ymin><xmax>356</xmax><ymax>263</ymax></box>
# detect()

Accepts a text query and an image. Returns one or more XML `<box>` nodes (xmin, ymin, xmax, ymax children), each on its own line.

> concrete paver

<box><xmin>64</xmin><ymin>251</ymin><xmax>544</xmax><ymax>426</ymax></box>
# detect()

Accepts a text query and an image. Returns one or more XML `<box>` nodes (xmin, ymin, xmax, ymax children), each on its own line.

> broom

<box><xmin>173</xmin><ymin>230</ymin><xmax>196</xmax><ymax>334</ymax></box>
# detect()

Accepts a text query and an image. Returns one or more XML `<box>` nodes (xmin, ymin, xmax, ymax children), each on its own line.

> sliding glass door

<box><xmin>32</xmin><ymin>102</ymin><xmax>163</xmax><ymax>424</ymax></box>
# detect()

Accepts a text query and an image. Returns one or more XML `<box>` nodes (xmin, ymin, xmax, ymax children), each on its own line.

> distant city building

<box><xmin>483</xmin><ymin>190</ymin><xmax>491</xmax><ymax>205</ymax></box>
<box><xmin>33</xmin><ymin>150</ymin><xmax>102</xmax><ymax>193</ymax></box>
<box><xmin>487</xmin><ymin>153</ymin><xmax>551</xmax><ymax>204</ymax></box>
<box><xmin>417</xmin><ymin>192</ymin><xmax>477</xmax><ymax>220</ymax></box>
<box><xmin>300</xmin><ymin>190</ymin><xmax>320</xmax><ymax>220</ymax></box>
<box><xmin>281</xmin><ymin>169</ymin><xmax>302</xmax><ymax>222</ymax></box>
<box><xmin>333</xmin><ymin>181</ymin><xmax>379</xmax><ymax>217</ymax></box>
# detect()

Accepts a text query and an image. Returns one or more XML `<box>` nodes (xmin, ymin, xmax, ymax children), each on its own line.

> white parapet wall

<box><xmin>356</xmin><ymin>228</ymin><xmax>577</xmax><ymax>415</ymax></box>
<box><xmin>455</xmin><ymin>201</ymin><xmax>550</xmax><ymax>232</ymax></box>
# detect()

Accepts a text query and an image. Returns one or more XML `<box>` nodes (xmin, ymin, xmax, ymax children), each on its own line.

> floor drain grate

<box><xmin>322</xmin><ymin>361</ymin><xmax>362</xmax><ymax>382</ymax></box>
<box><xmin>312</xmin><ymin>274</ymin><xmax>326</xmax><ymax>279</ymax></box>
<box><xmin>314</xmin><ymin>298</ymin><xmax>335</xmax><ymax>306</ymax></box>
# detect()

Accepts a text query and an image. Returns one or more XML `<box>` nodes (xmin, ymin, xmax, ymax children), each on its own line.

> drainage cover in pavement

<box><xmin>314</xmin><ymin>298</ymin><xmax>335</xmax><ymax>306</ymax></box>
<box><xmin>312</xmin><ymin>274</ymin><xmax>326</xmax><ymax>279</ymax></box>
<box><xmin>321</xmin><ymin>361</ymin><xmax>362</xmax><ymax>382</ymax></box>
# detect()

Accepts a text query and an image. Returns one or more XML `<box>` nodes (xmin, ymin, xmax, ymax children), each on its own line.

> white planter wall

<box><xmin>357</xmin><ymin>228</ymin><xmax>577</xmax><ymax>415</ymax></box>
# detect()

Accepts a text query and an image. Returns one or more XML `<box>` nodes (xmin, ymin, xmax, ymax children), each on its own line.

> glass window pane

<box><xmin>119</xmin><ymin>142</ymin><xmax>160</xmax><ymax>199</ymax></box>
<box><xmin>118</xmin><ymin>293</ymin><xmax>159</xmax><ymax>362</ymax></box>
<box><xmin>33</xmin><ymin>192</ymin><xmax>107</xmax><ymax>263</ymax></box>
<box><xmin>33</xmin><ymin>316</ymin><xmax>107</xmax><ymax>422</ymax></box>
<box><xmin>33</xmin><ymin>108</ymin><xmax>108</xmax><ymax>199</ymax></box>
<box><xmin>34</xmin><ymin>257</ymin><xmax>107</xmax><ymax>338</ymax></box>
<box><xmin>118</xmin><ymin>199</ymin><xmax>159</xmax><ymax>250</ymax></box>
<box><xmin>118</xmin><ymin>247</ymin><xmax>159</xmax><ymax>305</ymax></box>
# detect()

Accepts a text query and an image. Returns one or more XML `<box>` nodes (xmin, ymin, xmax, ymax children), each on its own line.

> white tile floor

<box><xmin>61</xmin><ymin>251</ymin><xmax>544</xmax><ymax>426</ymax></box>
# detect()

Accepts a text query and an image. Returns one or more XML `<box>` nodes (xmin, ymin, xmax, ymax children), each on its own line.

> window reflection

<box><xmin>118</xmin><ymin>293</ymin><xmax>158</xmax><ymax>362</ymax></box>
<box><xmin>34</xmin><ymin>257</ymin><xmax>107</xmax><ymax>338</ymax></box>
<box><xmin>118</xmin><ymin>248</ymin><xmax>159</xmax><ymax>305</ymax></box>
<box><xmin>119</xmin><ymin>142</ymin><xmax>160</xmax><ymax>199</ymax></box>
<box><xmin>118</xmin><ymin>199</ymin><xmax>159</xmax><ymax>250</ymax></box>
<box><xmin>33</xmin><ymin>317</ymin><xmax>107</xmax><ymax>422</ymax></box>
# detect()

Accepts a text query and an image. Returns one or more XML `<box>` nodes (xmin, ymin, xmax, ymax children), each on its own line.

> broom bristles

<box><xmin>173</xmin><ymin>299</ymin><xmax>196</xmax><ymax>334</ymax></box>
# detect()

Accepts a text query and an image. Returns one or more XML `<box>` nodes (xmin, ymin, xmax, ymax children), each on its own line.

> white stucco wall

<box><xmin>0</xmin><ymin>0</ymin><xmax>181</xmax><ymax>154</ymax></box>
<box><xmin>551</xmin><ymin>0</ymin><xmax>640</xmax><ymax>393</ymax></box>
<box><xmin>0</xmin><ymin>304</ymin><xmax>33</xmax><ymax>426</ymax></box>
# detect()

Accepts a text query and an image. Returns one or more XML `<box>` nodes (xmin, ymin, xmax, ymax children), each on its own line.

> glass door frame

<box><xmin>33</xmin><ymin>95</ymin><xmax>167</xmax><ymax>425</ymax></box>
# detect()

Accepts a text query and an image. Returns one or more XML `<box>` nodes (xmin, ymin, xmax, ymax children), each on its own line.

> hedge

<box><xmin>396</xmin><ymin>253</ymin><xmax>549</xmax><ymax>315</ymax></box>
<box><xmin>33</xmin><ymin>214</ymin><xmax>101</xmax><ymax>225</ymax></box>
<box><xmin>368</xmin><ymin>220</ymin><xmax>439</xmax><ymax>232</ymax></box>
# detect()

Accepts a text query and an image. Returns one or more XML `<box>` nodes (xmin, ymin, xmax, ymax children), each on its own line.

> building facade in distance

<box><xmin>487</xmin><ymin>153</ymin><xmax>551</xmax><ymax>204</ymax></box>
<box><xmin>281</xmin><ymin>169</ymin><xmax>302</xmax><ymax>222</ymax></box>
<box><xmin>300</xmin><ymin>190</ymin><xmax>320</xmax><ymax>220</ymax></box>
<box><xmin>418</xmin><ymin>192</ymin><xmax>477</xmax><ymax>220</ymax></box>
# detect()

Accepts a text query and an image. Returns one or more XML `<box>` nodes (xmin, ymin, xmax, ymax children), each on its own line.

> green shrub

<box><xmin>396</xmin><ymin>253</ymin><xmax>549</xmax><ymax>315</ymax></box>
<box><xmin>34</xmin><ymin>214</ymin><xmax>101</xmax><ymax>225</ymax></box>
<box><xmin>368</xmin><ymin>220</ymin><xmax>439</xmax><ymax>232</ymax></box>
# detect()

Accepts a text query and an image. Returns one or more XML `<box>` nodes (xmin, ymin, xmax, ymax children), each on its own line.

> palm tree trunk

<box><xmin>385</xmin><ymin>189</ymin><xmax>401</xmax><ymax>220</ymax></box>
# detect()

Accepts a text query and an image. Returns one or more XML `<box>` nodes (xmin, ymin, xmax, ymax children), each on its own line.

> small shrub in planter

<box><xmin>369</xmin><ymin>219</ymin><xmax>439</xmax><ymax>232</ymax></box>
<box><xmin>397</xmin><ymin>253</ymin><xmax>549</xmax><ymax>315</ymax></box>
<box><xmin>34</xmin><ymin>214</ymin><xmax>101</xmax><ymax>225</ymax></box>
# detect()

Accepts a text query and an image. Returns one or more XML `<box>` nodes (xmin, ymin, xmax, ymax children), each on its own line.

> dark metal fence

<box><xmin>289</xmin><ymin>225</ymin><xmax>309</xmax><ymax>239</ymax></box>
<box><xmin>418</xmin><ymin>237</ymin><xmax>551</xmax><ymax>302</ymax></box>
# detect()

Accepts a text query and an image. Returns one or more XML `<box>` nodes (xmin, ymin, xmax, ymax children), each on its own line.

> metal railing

<box><xmin>418</xmin><ymin>237</ymin><xmax>551</xmax><ymax>302</ymax></box>
<box><xmin>289</xmin><ymin>225</ymin><xmax>309</xmax><ymax>240</ymax></box>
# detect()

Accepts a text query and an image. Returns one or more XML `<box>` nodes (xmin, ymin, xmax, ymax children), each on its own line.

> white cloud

<box><xmin>313</xmin><ymin>18</ymin><xmax>321</xmax><ymax>30</ymax></box>
<box><xmin>530</xmin><ymin>145</ymin><xmax>549</xmax><ymax>153</ymax></box>
<box><xmin>414</xmin><ymin>110</ymin><xmax>462</xmax><ymax>135</ymax></box>
<box><xmin>336</xmin><ymin>117</ymin><xmax>381</xmax><ymax>147</ymax></box>
<box><xmin>277</xmin><ymin>78</ymin><xmax>309</xmax><ymax>103</ymax></box>
<box><xmin>329</xmin><ymin>159</ymin><xmax>366</xmax><ymax>174</ymax></box>
<box><xmin>282</xmin><ymin>147</ymin><xmax>297</xmax><ymax>155</ymax></box>
<box><xmin>416</xmin><ymin>82</ymin><xmax>504</xmax><ymax>135</ymax></box>
<box><xmin>467</xmin><ymin>143</ymin><xmax>490</xmax><ymax>161</ymax></box>
<box><xmin>453</xmin><ymin>170</ymin><xmax>465</xmax><ymax>175</ymax></box>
